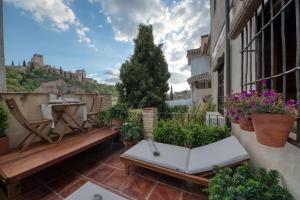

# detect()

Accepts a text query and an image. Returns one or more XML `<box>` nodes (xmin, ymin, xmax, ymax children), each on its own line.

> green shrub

<box><xmin>99</xmin><ymin>103</ymin><xmax>128</xmax><ymax>125</ymax></box>
<box><xmin>187</xmin><ymin>101</ymin><xmax>216</xmax><ymax>125</ymax></box>
<box><xmin>127</xmin><ymin>108</ymin><xmax>143</xmax><ymax>123</ymax></box>
<box><xmin>186</xmin><ymin>123</ymin><xmax>230</xmax><ymax>148</ymax></box>
<box><xmin>165</xmin><ymin>105</ymin><xmax>189</xmax><ymax>113</ymax></box>
<box><xmin>0</xmin><ymin>103</ymin><xmax>8</xmax><ymax>137</ymax></box>
<box><xmin>99</xmin><ymin>109</ymin><xmax>112</xmax><ymax>125</ymax></box>
<box><xmin>154</xmin><ymin>120</ymin><xmax>229</xmax><ymax>148</ymax></box>
<box><xmin>121</xmin><ymin>122</ymin><xmax>144</xmax><ymax>143</ymax></box>
<box><xmin>206</xmin><ymin>164</ymin><xmax>292</xmax><ymax>200</ymax></box>
<box><xmin>109</xmin><ymin>103</ymin><xmax>128</xmax><ymax>121</ymax></box>
<box><xmin>154</xmin><ymin>120</ymin><xmax>187</xmax><ymax>146</ymax></box>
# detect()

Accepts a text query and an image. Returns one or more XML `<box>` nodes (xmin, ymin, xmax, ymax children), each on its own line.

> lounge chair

<box><xmin>120</xmin><ymin>136</ymin><xmax>249</xmax><ymax>186</ymax></box>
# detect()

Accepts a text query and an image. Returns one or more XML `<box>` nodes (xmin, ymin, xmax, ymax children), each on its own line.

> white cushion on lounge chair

<box><xmin>123</xmin><ymin>140</ymin><xmax>190</xmax><ymax>173</ymax></box>
<box><xmin>65</xmin><ymin>181</ymin><xmax>127</xmax><ymax>200</ymax></box>
<box><xmin>186</xmin><ymin>136</ymin><xmax>249</xmax><ymax>174</ymax></box>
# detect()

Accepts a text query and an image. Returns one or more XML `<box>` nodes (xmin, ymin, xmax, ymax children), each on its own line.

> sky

<box><xmin>4</xmin><ymin>0</ymin><xmax>210</xmax><ymax>91</ymax></box>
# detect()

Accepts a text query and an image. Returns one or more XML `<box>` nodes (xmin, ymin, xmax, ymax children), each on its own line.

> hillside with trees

<box><xmin>6</xmin><ymin>67</ymin><xmax>117</xmax><ymax>95</ymax></box>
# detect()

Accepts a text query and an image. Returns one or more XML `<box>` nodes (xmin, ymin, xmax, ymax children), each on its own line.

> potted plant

<box><xmin>225</xmin><ymin>93</ymin><xmax>241</xmax><ymax>124</ymax></box>
<box><xmin>109</xmin><ymin>103</ymin><xmax>128</xmax><ymax>127</ymax></box>
<box><xmin>206</xmin><ymin>164</ymin><xmax>292</xmax><ymax>200</ymax></box>
<box><xmin>0</xmin><ymin>103</ymin><xmax>9</xmax><ymax>155</ymax></box>
<box><xmin>250</xmin><ymin>88</ymin><xmax>297</xmax><ymax>147</ymax></box>
<box><xmin>225</xmin><ymin>91</ymin><xmax>256</xmax><ymax>131</ymax></box>
<box><xmin>121</xmin><ymin>122</ymin><xmax>144</xmax><ymax>149</ymax></box>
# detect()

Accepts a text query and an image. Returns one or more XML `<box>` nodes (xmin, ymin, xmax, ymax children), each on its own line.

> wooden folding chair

<box><xmin>5</xmin><ymin>98</ymin><xmax>53</xmax><ymax>151</ymax></box>
<box><xmin>82</xmin><ymin>96</ymin><xmax>103</xmax><ymax>130</ymax></box>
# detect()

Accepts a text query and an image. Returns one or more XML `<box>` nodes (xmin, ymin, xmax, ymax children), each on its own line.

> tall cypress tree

<box><xmin>117</xmin><ymin>24</ymin><xmax>170</xmax><ymax>111</ymax></box>
<box><xmin>170</xmin><ymin>85</ymin><xmax>174</xmax><ymax>100</ymax></box>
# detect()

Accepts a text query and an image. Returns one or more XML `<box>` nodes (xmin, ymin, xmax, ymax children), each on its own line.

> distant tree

<box><xmin>11</xmin><ymin>61</ymin><xmax>14</xmax><ymax>66</ymax></box>
<box><xmin>59</xmin><ymin>67</ymin><xmax>62</xmax><ymax>75</ymax></box>
<box><xmin>117</xmin><ymin>24</ymin><xmax>170</xmax><ymax>111</ymax></box>
<box><xmin>22</xmin><ymin>60</ymin><xmax>26</xmax><ymax>67</ymax></box>
<box><xmin>170</xmin><ymin>85</ymin><xmax>174</xmax><ymax>100</ymax></box>
<box><xmin>18</xmin><ymin>62</ymin><xmax>20</xmax><ymax>67</ymax></box>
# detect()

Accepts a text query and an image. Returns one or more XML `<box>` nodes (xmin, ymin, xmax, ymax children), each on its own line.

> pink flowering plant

<box><xmin>225</xmin><ymin>90</ymin><xmax>257</xmax><ymax>122</ymax></box>
<box><xmin>250</xmin><ymin>89</ymin><xmax>297</xmax><ymax>116</ymax></box>
<box><xmin>225</xmin><ymin>80</ymin><xmax>298</xmax><ymax>120</ymax></box>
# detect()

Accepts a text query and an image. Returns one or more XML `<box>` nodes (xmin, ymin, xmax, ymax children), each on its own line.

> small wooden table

<box><xmin>51</xmin><ymin>102</ymin><xmax>86</xmax><ymax>143</ymax></box>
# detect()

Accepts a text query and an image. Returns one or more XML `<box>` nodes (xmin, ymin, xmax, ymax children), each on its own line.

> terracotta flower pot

<box><xmin>0</xmin><ymin>136</ymin><xmax>9</xmax><ymax>155</ymax></box>
<box><xmin>123</xmin><ymin>141</ymin><xmax>134</xmax><ymax>149</ymax></box>
<box><xmin>239</xmin><ymin>117</ymin><xmax>254</xmax><ymax>132</ymax></box>
<box><xmin>252</xmin><ymin>113</ymin><xmax>295</xmax><ymax>147</ymax></box>
<box><xmin>111</xmin><ymin>119</ymin><xmax>123</xmax><ymax>127</ymax></box>
<box><xmin>232</xmin><ymin>119</ymin><xmax>239</xmax><ymax>124</ymax></box>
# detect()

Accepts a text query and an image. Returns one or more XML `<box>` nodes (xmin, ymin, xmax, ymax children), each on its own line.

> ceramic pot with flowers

<box><xmin>250</xmin><ymin>89</ymin><xmax>297</xmax><ymax>147</ymax></box>
<box><xmin>239</xmin><ymin>115</ymin><xmax>254</xmax><ymax>132</ymax></box>
<box><xmin>225</xmin><ymin>90</ymin><xmax>257</xmax><ymax>129</ymax></box>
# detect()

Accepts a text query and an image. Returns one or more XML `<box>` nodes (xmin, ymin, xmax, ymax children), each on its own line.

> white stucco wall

<box><xmin>191</xmin><ymin>56</ymin><xmax>210</xmax><ymax>76</ymax></box>
<box><xmin>226</xmin><ymin>18</ymin><xmax>300</xmax><ymax>199</ymax></box>
<box><xmin>191</xmin><ymin>84</ymin><xmax>211</xmax><ymax>105</ymax></box>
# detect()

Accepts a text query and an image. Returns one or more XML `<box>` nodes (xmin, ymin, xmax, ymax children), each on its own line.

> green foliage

<box><xmin>160</xmin><ymin>102</ymin><xmax>216</xmax><ymax>126</ymax></box>
<box><xmin>170</xmin><ymin>85</ymin><xmax>174</xmax><ymax>100</ymax></box>
<box><xmin>6</xmin><ymin>67</ymin><xmax>117</xmax><ymax>95</ymax></box>
<box><xmin>127</xmin><ymin>108</ymin><xmax>143</xmax><ymax>123</ymax></box>
<box><xmin>206</xmin><ymin>164</ymin><xmax>293</xmax><ymax>200</ymax></box>
<box><xmin>99</xmin><ymin>109</ymin><xmax>112</xmax><ymax>125</ymax></box>
<box><xmin>154</xmin><ymin>119</ymin><xmax>229</xmax><ymax>148</ymax></box>
<box><xmin>187</xmin><ymin>102</ymin><xmax>216</xmax><ymax>125</ymax></box>
<box><xmin>117</xmin><ymin>24</ymin><xmax>170</xmax><ymax>111</ymax></box>
<box><xmin>185</xmin><ymin>123</ymin><xmax>230</xmax><ymax>148</ymax></box>
<box><xmin>109</xmin><ymin>103</ymin><xmax>128</xmax><ymax>121</ymax></box>
<box><xmin>100</xmin><ymin>104</ymin><xmax>128</xmax><ymax>124</ymax></box>
<box><xmin>0</xmin><ymin>103</ymin><xmax>8</xmax><ymax>137</ymax></box>
<box><xmin>165</xmin><ymin>105</ymin><xmax>189</xmax><ymax>113</ymax></box>
<box><xmin>154</xmin><ymin>120</ymin><xmax>187</xmax><ymax>146</ymax></box>
<box><xmin>121</xmin><ymin>122</ymin><xmax>144</xmax><ymax>143</ymax></box>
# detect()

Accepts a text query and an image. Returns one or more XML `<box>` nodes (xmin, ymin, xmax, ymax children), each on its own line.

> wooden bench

<box><xmin>0</xmin><ymin>127</ymin><xmax>119</xmax><ymax>200</ymax></box>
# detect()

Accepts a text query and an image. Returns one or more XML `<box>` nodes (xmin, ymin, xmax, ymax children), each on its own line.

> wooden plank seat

<box><xmin>4</xmin><ymin>98</ymin><xmax>53</xmax><ymax>151</ymax></box>
<box><xmin>0</xmin><ymin>127</ymin><xmax>119</xmax><ymax>200</ymax></box>
<box><xmin>120</xmin><ymin>137</ymin><xmax>250</xmax><ymax>187</ymax></box>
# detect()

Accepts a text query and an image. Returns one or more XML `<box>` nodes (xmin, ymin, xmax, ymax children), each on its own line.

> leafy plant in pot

<box><xmin>225</xmin><ymin>91</ymin><xmax>256</xmax><ymax>131</ymax></box>
<box><xmin>250</xmin><ymin>84</ymin><xmax>297</xmax><ymax>147</ymax></box>
<box><xmin>0</xmin><ymin>103</ymin><xmax>9</xmax><ymax>155</ymax></box>
<box><xmin>121</xmin><ymin>122</ymin><xmax>144</xmax><ymax>148</ymax></box>
<box><xmin>205</xmin><ymin>164</ymin><xmax>292</xmax><ymax>200</ymax></box>
<box><xmin>109</xmin><ymin>103</ymin><xmax>128</xmax><ymax>127</ymax></box>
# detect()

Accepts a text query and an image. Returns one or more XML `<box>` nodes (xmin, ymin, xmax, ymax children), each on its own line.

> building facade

<box><xmin>187</xmin><ymin>35</ymin><xmax>211</xmax><ymax>105</ymax></box>
<box><xmin>210</xmin><ymin>0</ymin><xmax>300</xmax><ymax>198</ymax></box>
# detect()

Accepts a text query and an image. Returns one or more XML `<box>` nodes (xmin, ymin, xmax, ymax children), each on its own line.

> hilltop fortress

<box><xmin>24</xmin><ymin>53</ymin><xmax>95</xmax><ymax>83</ymax></box>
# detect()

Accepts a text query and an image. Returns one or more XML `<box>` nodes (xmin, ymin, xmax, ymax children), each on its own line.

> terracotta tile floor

<box><xmin>18</xmin><ymin>139</ymin><xmax>208</xmax><ymax>200</ymax></box>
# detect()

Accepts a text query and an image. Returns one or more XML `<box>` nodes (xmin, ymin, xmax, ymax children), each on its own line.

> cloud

<box><xmin>91</xmin><ymin>0</ymin><xmax>210</xmax><ymax>91</ymax></box>
<box><xmin>105</xmin><ymin>77</ymin><xmax>119</xmax><ymax>84</ymax></box>
<box><xmin>6</xmin><ymin>0</ymin><xmax>98</xmax><ymax>51</ymax></box>
<box><xmin>169</xmin><ymin>72</ymin><xmax>188</xmax><ymax>84</ymax></box>
<box><xmin>87</xmin><ymin>73</ymin><xmax>103</xmax><ymax>83</ymax></box>
<box><xmin>103</xmin><ymin>68</ymin><xmax>120</xmax><ymax>84</ymax></box>
<box><xmin>104</xmin><ymin>68</ymin><xmax>119</xmax><ymax>76</ymax></box>
<box><xmin>179</xmin><ymin>64</ymin><xmax>190</xmax><ymax>72</ymax></box>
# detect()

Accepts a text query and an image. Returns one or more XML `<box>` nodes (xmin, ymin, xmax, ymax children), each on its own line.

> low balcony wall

<box><xmin>0</xmin><ymin>92</ymin><xmax>112</xmax><ymax>148</ymax></box>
